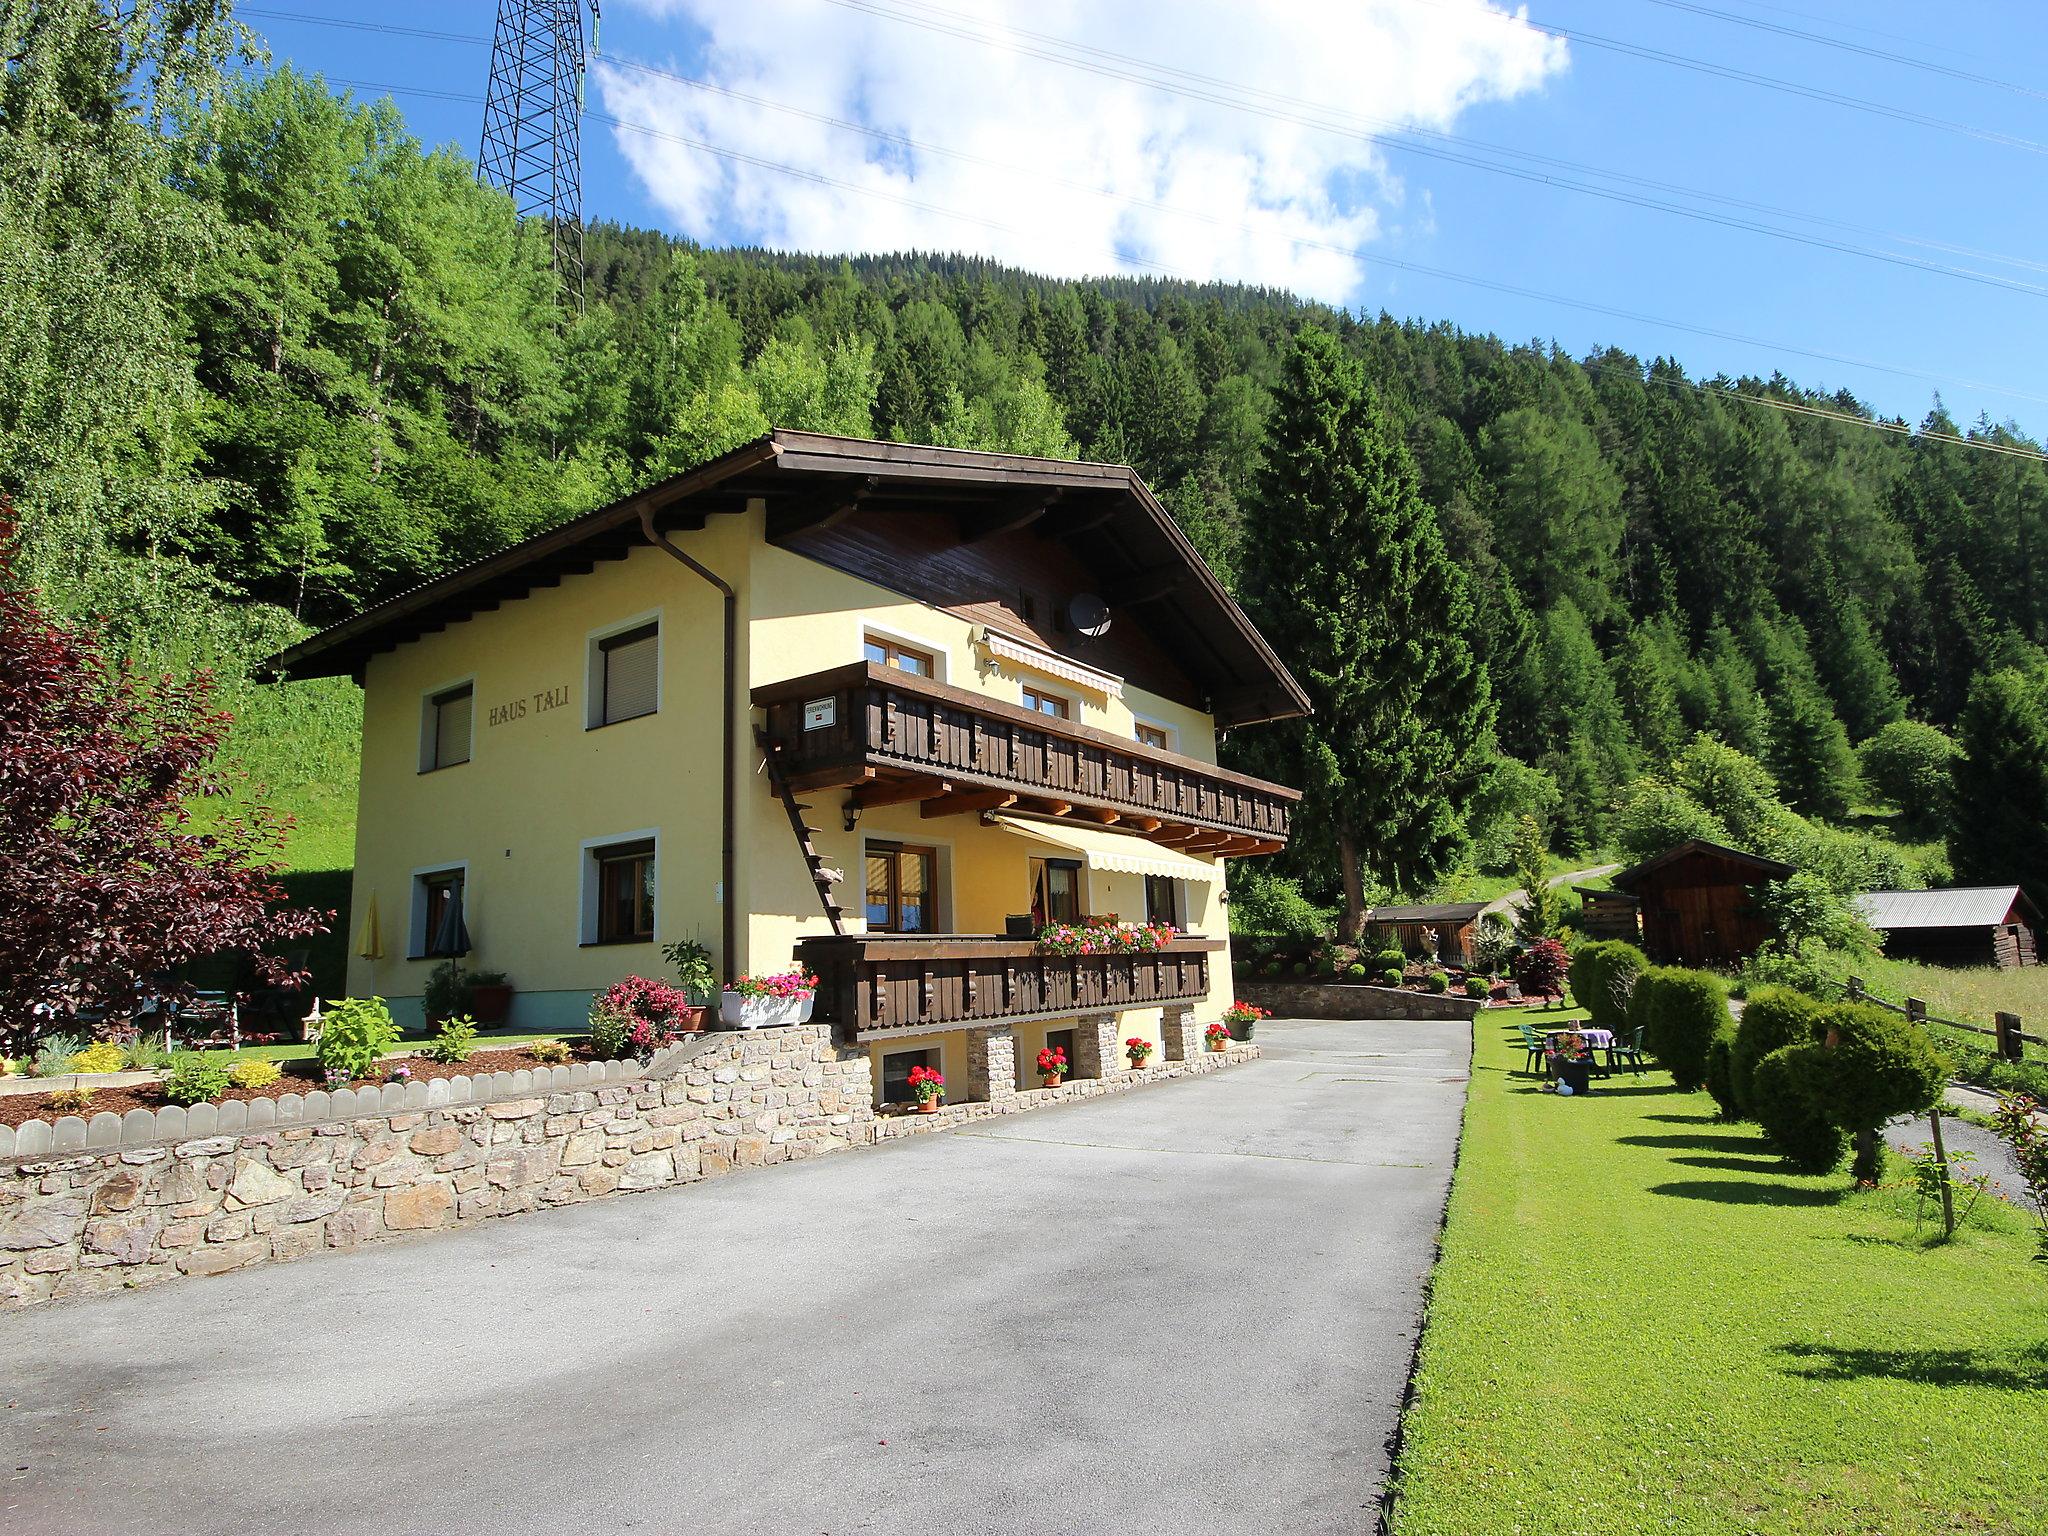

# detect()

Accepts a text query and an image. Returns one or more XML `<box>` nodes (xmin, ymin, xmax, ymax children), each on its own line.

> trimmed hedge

<box><xmin>1731</xmin><ymin>986</ymin><xmax>1827</xmax><ymax>1116</ymax></box>
<box><xmin>1814</xmin><ymin>1001</ymin><xmax>1949</xmax><ymax>1182</ymax></box>
<box><xmin>1629</xmin><ymin>967</ymin><xmax>1730</xmax><ymax>1093</ymax></box>
<box><xmin>1703</xmin><ymin>1036</ymin><xmax>1739</xmax><ymax>1119</ymax></box>
<box><xmin>1750</xmin><ymin>1043</ymin><xmax>1849</xmax><ymax>1173</ymax></box>
<box><xmin>1568</xmin><ymin>940</ymin><xmax>1647</xmax><ymax>1034</ymax></box>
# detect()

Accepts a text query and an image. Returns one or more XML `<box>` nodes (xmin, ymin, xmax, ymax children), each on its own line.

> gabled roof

<box><xmin>1856</xmin><ymin>886</ymin><xmax>2041</xmax><ymax>931</ymax></box>
<box><xmin>262</xmin><ymin>431</ymin><xmax>1311</xmax><ymax>728</ymax></box>
<box><xmin>1368</xmin><ymin>901</ymin><xmax>1490</xmax><ymax>924</ymax></box>
<box><xmin>1609</xmin><ymin>839</ymin><xmax>1795</xmax><ymax>891</ymax></box>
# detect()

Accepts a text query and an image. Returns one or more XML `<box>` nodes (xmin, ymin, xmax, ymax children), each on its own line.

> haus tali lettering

<box><xmin>489</xmin><ymin>684</ymin><xmax>570</xmax><ymax>728</ymax></box>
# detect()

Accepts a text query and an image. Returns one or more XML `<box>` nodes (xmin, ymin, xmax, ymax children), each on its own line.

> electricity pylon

<box><xmin>479</xmin><ymin>0</ymin><xmax>599</xmax><ymax>304</ymax></box>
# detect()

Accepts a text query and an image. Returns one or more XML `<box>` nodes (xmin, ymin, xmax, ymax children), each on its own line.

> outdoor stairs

<box><xmin>757</xmin><ymin>730</ymin><xmax>847</xmax><ymax>934</ymax></box>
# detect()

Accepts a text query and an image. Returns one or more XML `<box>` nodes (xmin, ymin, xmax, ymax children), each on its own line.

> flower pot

<box><xmin>916</xmin><ymin>1098</ymin><xmax>940</xmax><ymax>1115</ymax></box>
<box><xmin>678</xmin><ymin>1004</ymin><xmax>709</xmax><ymax>1033</ymax></box>
<box><xmin>470</xmin><ymin>984</ymin><xmax>513</xmax><ymax>1027</ymax></box>
<box><xmin>719</xmin><ymin>992</ymin><xmax>817</xmax><ymax>1030</ymax></box>
<box><xmin>1207</xmin><ymin>1037</ymin><xmax>1228</xmax><ymax>1052</ymax></box>
<box><xmin>1041</xmin><ymin>1074</ymin><xmax>1064</xmax><ymax>1089</ymax></box>
<box><xmin>1553</xmin><ymin>1058</ymin><xmax>1592</xmax><ymax>1095</ymax></box>
<box><xmin>1226</xmin><ymin>1019</ymin><xmax>1254</xmax><ymax>1042</ymax></box>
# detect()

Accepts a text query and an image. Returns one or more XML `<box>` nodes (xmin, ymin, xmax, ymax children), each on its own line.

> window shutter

<box><xmin>433</xmin><ymin>687</ymin><xmax>472</xmax><ymax>768</ymax></box>
<box><xmin>602</xmin><ymin>627</ymin><xmax>659</xmax><ymax>723</ymax></box>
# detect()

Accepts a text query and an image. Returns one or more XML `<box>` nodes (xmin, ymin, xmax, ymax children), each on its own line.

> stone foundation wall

<box><xmin>1237</xmin><ymin>981</ymin><xmax>1483</xmax><ymax>1022</ymax></box>
<box><xmin>0</xmin><ymin>1028</ymin><xmax>1262</xmax><ymax>1308</ymax></box>
<box><xmin>0</xmin><ymin>1027</ymin><xmax>870</xmax><ymax>1308</ymax></box>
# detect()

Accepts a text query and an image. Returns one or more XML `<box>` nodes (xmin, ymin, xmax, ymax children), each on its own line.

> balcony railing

<box><xmin>753</xmin><ymin>662</ymin><xmax>1296</xmax><ymax>853</ymax></box>
<box><xmin>796</xmin><ymin>933</ymin><xmax>1223</xmax><ymax>1041</ymax></box>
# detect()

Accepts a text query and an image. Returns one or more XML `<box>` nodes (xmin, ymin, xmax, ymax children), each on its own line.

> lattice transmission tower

<box><xmin>479</xmin><ymin>0</ymin><xmax>599</xmax><ymax>304</ymax></box>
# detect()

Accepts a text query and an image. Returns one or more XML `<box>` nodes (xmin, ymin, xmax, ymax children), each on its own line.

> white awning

<box><xmin>976</xmin><ymin>626</ymin><xmax>1124</xmax><ymax>698</ymax></box>
<box><xmin>988</xmin><ymin>814</ymin><xmax>1224</xmax><ymax>883</ymax></box>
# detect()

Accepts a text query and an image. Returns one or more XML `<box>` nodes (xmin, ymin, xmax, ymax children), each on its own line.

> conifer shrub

<box><xmin>1568</xmin><ymin>940</ymin><xmax>1646</xmax><ymax>1032</ymax></box>
<box><xmin>1345</xmin><ymin>963</ymin><xmax>1367</xmax><ymax>981</ymax></box>
<box><xmin>1731</xmin><ymin>985</ymin><xmax>1827</xmax><ymax>1115</ymax></box>
<box><xmin>1632</xmin><ymin>967</ymin><xmax>1729</xmax><ymax>1092</ymax></box>
<box><xmin>1811</xmin><ymin>1001</ymin><xmax>1948</xmax><ymax>1183</ymax></box>
<box><xmin>1423</xmin><ymin>971</ymin><xmax>1450</xmax><ymax>994</ymax></box>
<box><xmin>1749</xmin><ymin>1044</ymin><xmax>1847</xmax><ymax>1173</ymax></box>
<box><xmin>1379</xmin><ymin>966</ymin><xmax>1403</xmax><ymax>987</ymax></box>
<box><xmin>1372</xmin><ymin>948</ymin><xmax>1406</xmax><ymax>974</ymax></box>
<box><xmin>1703</xmin><ymin>1037</ymin><xmax>1739</xmax><ymax>1119</ymax></box>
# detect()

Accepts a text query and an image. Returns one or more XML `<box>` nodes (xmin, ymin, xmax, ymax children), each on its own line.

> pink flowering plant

<box><xmin>1037</xmin><ymin>918</ymin><xmax>1178</xmax><ymax>957</ymax></box>
<box><xmin>596</xmin><ymin>976</ymin><xmax>692</xmax><ymax>1051</ymax></box>
<box><xmin>725</xmin><ymin>968</ymin><xmax>819</xmax><ymax>1003</ymax></box>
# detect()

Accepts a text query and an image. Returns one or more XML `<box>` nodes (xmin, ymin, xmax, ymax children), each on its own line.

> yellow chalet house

<box><xmin>268</xmin><ymin>432</ymin><xmax>1308</xmax><ymax>1105</ymax></box>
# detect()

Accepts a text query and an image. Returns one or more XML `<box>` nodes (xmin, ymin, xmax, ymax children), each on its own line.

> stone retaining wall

<box><xmin>0</xmin><ymin>1027</ymin><xmax>1260</xmax><ymax>1308</ymax></box>
<box><xmin>1237</xmin><ymin>980</ymin><xmax>1483</xmax><ymax>1022</ymax></box>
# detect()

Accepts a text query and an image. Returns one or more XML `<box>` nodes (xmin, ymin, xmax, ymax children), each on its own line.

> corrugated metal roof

<box><xmin>1369</xmin><ymin>902</ymin><xmax>1490</xmax><ymax>924</ymax></box>
<box><xmin>1856</xmin><ymin>887</ymin><xmax>2022</xmax><ymax>930</ymax></box>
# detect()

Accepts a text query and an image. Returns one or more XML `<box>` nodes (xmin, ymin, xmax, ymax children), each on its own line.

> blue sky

<box><xmin>242</xmin><ymin>0</ymin><xmax>2048</xmax><ymax>437</ymax></box>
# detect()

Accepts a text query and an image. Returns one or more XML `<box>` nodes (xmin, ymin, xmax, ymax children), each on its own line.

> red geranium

<box><xmin>1037</xmin><ymin>1045</ymin><xmax>1067</xmax><ymax>1075</ymax></box>
<box><xmin>906</xmin><ymin>1064</ymin><xmax>945</xmax><ymax>1104</ymax></box>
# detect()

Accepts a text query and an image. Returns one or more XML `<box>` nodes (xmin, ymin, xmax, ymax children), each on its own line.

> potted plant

<box><xmin>1205</xmin><ymin>1021</ymin><xmax>1232</xmax><ymax>1052</ymax></box>
<box><xmin>1222</xmin><ymin>1001</ymin><xmax>1269</xmax><ymax>1042</ymax></box>
<box><xmin>908</xmin><ymin>1063</ymin><xmax>945</xmax><ymax>1113</ymax></box>
<box><xmin>1549</xmin><ymin>1030</ymin><xmax>1594</xmax><ymax>1095</ymax></box>
<box><xmin>1037</xmin><ymin>1044</ymin><xmax>1068</xmax><ymax>1087</ymax></box>
<box><xmin>422</xmin><ymin>960</ymin><xmax>473</xmax><ymax>1027</ymax></box>
<box><xmin>1125</xmin><ymin>1036</ymin><xmax>1155</xmax><ymax>1069</ymax></box>
<box><xmin>467</xmin><ymin>969</ymin><xmax>514</xmax><ymax>1026</ymax></box>
<box><xmin>721</xmin><ymin>967</ymin><xmax>819</xmax><ymax>1029</ymax></box>
<box><xmin>662</xmin><ymin>938</ymin><xmax>717</xmax><ymax>1031</ymax></box>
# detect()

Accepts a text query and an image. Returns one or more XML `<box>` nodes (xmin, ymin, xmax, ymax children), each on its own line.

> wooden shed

<box><xmin>1609</xmin><ymin>840</ymin><xmax>1793</xmax><ymax>968</ymax></box>
<box><xmin>1366</xmin><ymin>901</ymin><xmax>1490</xmax><ymax>968</ymax></box>
<box><xmin>1855</xmin><ymin>886</ymin><xmax>2040</xmax><ymax>970</ymax></box>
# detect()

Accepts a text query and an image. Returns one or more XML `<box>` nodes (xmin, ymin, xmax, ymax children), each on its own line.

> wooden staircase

<box><xmin>758</xmin><ymin>731</ymin><xmax>847</xmax><ymax>934</ymax></box>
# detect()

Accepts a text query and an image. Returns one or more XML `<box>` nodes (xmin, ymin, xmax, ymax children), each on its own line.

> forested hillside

<box><xmin>12</xmin><ymin>1</ymin><xmax>2048</xmax><ymax>918</ymax></box>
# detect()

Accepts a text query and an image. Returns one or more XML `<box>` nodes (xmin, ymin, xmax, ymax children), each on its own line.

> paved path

<box><xmin>0</xmin><ymin>1018</ymin><xmax>1469</xmax><ymax>1536</ymax></box>
<box><xmin>1481</xmin><ymin>862</ymin><xmax>1621</xmax><ymax>920</ymax></box>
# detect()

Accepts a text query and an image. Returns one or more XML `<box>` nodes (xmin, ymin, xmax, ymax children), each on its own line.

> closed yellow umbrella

<box><xmin>355</xmin><ymin>892</ymin><xmax>382</xmax><ymax>959</ymax></box>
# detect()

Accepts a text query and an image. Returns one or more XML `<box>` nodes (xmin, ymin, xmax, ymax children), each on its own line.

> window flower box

<box><xmin>720</xmin><ymin>968</ymin><xmax>820</xmax><ymax>1029</ymax></box>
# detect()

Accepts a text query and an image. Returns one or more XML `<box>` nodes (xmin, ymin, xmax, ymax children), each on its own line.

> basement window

<box><xmin>881</xmin><ymin>1047</ymin><xmax>938</xmax><ymax>1106</ymax></box>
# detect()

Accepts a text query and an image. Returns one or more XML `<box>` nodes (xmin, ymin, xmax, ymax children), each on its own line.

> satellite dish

<box><xmin>1066</xmin><ymin>593</ymin><xmax>1112</xmax><ymax>639</ymax></box>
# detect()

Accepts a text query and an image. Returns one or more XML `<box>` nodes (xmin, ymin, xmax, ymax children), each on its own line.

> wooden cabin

<box><xmin>1609</xmin><ymin>840</ymin><xmax>1793</xmax><ymax>968</ymax></box>
<box><xmin>1855</xmin><ymin>886</ymin><xmax>2040</xmax><ymax>969</ymax></box>
<box><xmin>1366</xmin><ymin>902</ymin><xmax>1490</xmax><ymax>967</ymax></box>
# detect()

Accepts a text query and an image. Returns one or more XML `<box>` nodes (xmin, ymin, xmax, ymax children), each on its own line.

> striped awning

<box><xmin>988</xmin><ymin>813</ymin><xmax>1224</xmax><ymax>883</ymax></box>
<box><xmin>977</xmin><ymin>626</ymin><xmax>1124</xmax><ymax>698</ymax></box>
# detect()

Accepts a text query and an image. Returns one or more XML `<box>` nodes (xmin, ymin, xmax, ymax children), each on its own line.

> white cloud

<box><xmin>595</xmin><ymin>0</ymin><xmax>1567</xmax><ymax>302</ymax></box>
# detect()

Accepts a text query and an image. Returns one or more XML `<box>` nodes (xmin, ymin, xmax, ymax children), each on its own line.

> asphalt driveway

<box><xmin>0</xmin><ymin>1017</ymin><xmax>1469</xmax><ymax>1535</ymax></box>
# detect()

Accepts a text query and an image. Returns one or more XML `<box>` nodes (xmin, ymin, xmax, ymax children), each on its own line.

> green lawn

<box><xmin>1838</xmin><ymin>954</ymin><xmax>2048</xmax><ymax>1063</ymax></box>
<box><xmin>1388</xmin><ymin>1006</ymin><xmax>2048</xmax><ymax>1535</ymax></box>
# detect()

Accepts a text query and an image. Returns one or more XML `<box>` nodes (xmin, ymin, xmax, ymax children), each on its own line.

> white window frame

<box><xmin>409</xmin><ymin>860</ymin><xmax>470</xmax><ymax>960</ymax></box>
<box><xmin>580</xmin><ymin>828</ymin><xmax>661</xmax><ymax>947</ymax></box>
<box><xmin>879</xmin><ymin>1045</ymin><xmax>940</xmax><ymax>1105</ymax></box>
<box><xmin>1130</xmin><ymin>710</ymin><xmax>1177</xmax><ymax>753</ymax></box>
<box><xmin>585</xmin><ymin>609</ymin><xmax>663</xmax><ymax>730</ymax></box>
<box><xmin>862</xmin><ymin>619</ymin><xmax>950</xmax><ymax>685</ymax></box>
<box><xmin>417</xmin><ymin>675</ymin><xmax>476</xmax><ymax>774</ymax></box>
<box><xmin>859</xmin><ymin>831</ymin><xmax>954</xmax><ymax>935</ymax></box>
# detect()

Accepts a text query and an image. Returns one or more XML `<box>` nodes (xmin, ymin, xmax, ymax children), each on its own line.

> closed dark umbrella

<box><xmin>432</xmin><ymin>886</ymin><xmax>471</xmax><ymax>959</ymax></box>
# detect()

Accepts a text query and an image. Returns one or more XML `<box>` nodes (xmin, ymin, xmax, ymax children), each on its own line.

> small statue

<box><xmin>1420</xmin><ymin>925</ymin><xmax>1440</xmax><ymax>965</ymax></box>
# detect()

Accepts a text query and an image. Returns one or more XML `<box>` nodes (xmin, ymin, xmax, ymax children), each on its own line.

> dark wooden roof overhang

<box><xmin>263</xmin><ymin>432</ymin><xmax>1310</xmax><ymax>727</ymax></box>
<box><xmin>1609</xmin><ymin>839</ymin><xmax>1796</xmax><ymax>891</ymax></box>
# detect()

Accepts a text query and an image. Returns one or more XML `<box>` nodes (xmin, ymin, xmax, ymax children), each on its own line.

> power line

<box><xmin>1633</xmin><ymin>0</ymin><xmax>2048</xmax><ymax>103</ymax></box>
<box><xmin>244</xmin><ymin>5</ymin><xmax>2048</xmax><ymax>285</ymax></box>
<box><xmin>838</xmin><ymin>0</ymin><xmax>2048</xmax><ymax>158</ymax></box>
<box><xmin>317</xmin><ymin>68</ymin><xmax>2048</xmax><ymax>417</ymax></box>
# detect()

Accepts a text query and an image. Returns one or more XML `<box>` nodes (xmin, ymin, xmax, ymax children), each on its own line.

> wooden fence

<box><xmin>1842</xmin><ymin>975</ymin><xmax>2045</xmax><ymax>1062</ymax></box>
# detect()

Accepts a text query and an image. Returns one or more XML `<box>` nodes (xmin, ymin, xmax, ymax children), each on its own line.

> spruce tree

<box><xmin>1949</xmin><ymin>669</ymin><xmax>2048</xmax><ymax>886</ymax></box>
<box><xmin>1239</xmin><ymin>326</ymin><xmax>1491</xmax><ymax>937</ymax></box>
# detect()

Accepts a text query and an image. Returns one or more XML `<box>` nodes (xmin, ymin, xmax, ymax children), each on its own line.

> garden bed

<box><xmin>0</xmin><ymin>1046</ymin><xmax>597</xmax><ymax>1130</ymax></box>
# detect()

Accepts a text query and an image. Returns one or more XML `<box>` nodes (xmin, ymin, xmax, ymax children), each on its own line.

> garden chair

<box><xmin>1604</xmin><ymin>1026</ymin><xmax>1648</xmax><ymax>1075</ymax></box>
<box><xmin>1517</xmin><ymin>1022</ymin><xmax>1550</xmax><ymax>1078</ymax></box>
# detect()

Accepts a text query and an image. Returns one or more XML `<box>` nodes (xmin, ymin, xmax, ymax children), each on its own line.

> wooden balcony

<box><xmin>797</xmin><ymin>933</ymin><xmax>1224</xmax><ymax>1042</ymax></box>
<box><xmin>753</xmin><ymin>662</ymin><xmax>1297</xmax><ymax>856</ymax></box>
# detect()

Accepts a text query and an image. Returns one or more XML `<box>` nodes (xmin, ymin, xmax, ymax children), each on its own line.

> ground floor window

<box><xmin>1145</xmin><ymin>875</ymin><xmax>1183</xmax><ymax>930</ymax></box>
<box><xmin>880</xmin><ymin>1047</ymin><xmax>937</xmax><ymax>1104</ymax></box>
<box><xmin>581</xmin><ymin>832</ymin><xmax>657</xmax><ymax>946</ymax></box>
<box><xmin>1030</xmin><ymin>857</ymin><xmax>1084</xmax><ymax>926</ymax></box>
<box><xmin>865</xmin><ymin>841</ymin><xmax>938</xmax><ymax>932</ymax></box>
<box><xmin>412</xmin><ymin>867</ymin><xmax>467</xmax><ymax>958</ymax></box>
<box><xmin>1044</xmin><ymin>1027</ymin><xmax>1076</xmax><ymax>1076</ymax></box>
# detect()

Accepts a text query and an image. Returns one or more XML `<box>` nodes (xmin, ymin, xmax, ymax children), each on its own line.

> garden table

<box><xmin>1544</xmin><ymin>1027</ymin><xmax>1613</xmax><ymax>1050</ymax></box>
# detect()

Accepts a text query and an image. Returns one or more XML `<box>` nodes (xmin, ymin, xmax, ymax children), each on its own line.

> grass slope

<box><xmin>1389</xmin><ymin>1006</ymin><xmax>2048</xmax><ymax>1536</ymax></box>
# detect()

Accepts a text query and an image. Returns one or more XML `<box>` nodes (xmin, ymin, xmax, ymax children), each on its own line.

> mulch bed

<box><xmin>0</xmin><ymin>1045</ymin><xmax>604</xmax><ymax>1131</ymax></box>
